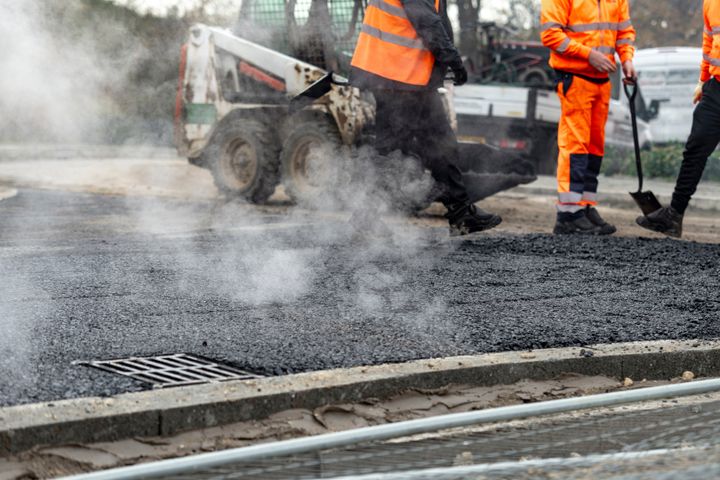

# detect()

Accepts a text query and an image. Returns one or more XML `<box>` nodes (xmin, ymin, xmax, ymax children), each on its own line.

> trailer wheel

<box><xmin>520</xmin><ymin>68</ymin><xmax>550</xmax><ymax>87</ymax></box>
<box><xmin>280</xmin><ymin>116</ymin><xmax>343</xmax><ymax>205</ymax></box>
<box><xmin>206</xmin><ymin>118</ymin><xmax>280</xmax><ymax>203</ymax></box>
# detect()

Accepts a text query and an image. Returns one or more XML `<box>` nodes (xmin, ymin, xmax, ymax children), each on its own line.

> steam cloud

<box><xmin>0</xmin><ymin>0</ymin><xmax>179</xmax><ymax>145</ymax></box>
<box><xmin>0</xmin><ymin>1</ymin><xmax>463</xmax><ymax>400</ymax></box>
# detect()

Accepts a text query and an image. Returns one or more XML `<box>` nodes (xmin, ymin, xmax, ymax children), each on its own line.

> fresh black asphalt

<box><xmin>1</xmin><ymin>190</ymin><xmax>719</xmax><ymax>407</ymax></box>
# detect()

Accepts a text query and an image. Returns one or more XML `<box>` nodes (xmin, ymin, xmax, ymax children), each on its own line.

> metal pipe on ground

<box><xmin>61</xmin><ymin>378</ymin><xmax>720</xmax><ymax>480</ymax></box>
<box><xmin>321</xmin><ymin>446</ymin><xmax>710</xmax><ymax>480</ymax></box>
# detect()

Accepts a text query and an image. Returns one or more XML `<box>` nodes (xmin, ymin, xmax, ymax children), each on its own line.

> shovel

<box><xmin>289</xmin><ymin>72</ymin><xmax>348</xmax><ymax>114</ymax></box>
<box><xmin>623</xmin><ymin>80</ymin><xmax>662</xmax><ymax>215</ymax></box>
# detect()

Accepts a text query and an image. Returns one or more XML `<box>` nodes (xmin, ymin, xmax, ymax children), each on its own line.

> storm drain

<box><xmin>80</xmin><ymin>354</ymin><xmax>262</xmax><ymax>388</ymax></box>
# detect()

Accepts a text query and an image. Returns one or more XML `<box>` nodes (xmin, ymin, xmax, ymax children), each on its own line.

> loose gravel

<box><xmin>0</xmin><ymin>190</ymin><xmax>718</xmax><ymax>407</ymax></box>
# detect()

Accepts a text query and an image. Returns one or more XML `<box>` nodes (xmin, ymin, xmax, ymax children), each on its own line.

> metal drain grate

<box><xmin>80</xmin><ymin>354</ymin><xmax>262</xmax><ymax>388</ymax></box>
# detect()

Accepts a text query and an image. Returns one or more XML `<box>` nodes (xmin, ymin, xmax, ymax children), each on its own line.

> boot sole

<box><xmin>449</xmin><ymin>216</ymin><xmax>502</xmax><ymax>237</ymax></box>
<box><xmin>597</xmin><ymin>225</ymin><xmax>617</xmax><ymax>235</ymax></box>
<box><xmin>552</xmin><ymin>227</ymin><xmax>602</xmax><ymax>235</ymax></box>
<box><xmin>635</xmin><ymin>217</ymin><xmax>681</xmax><ymax>238</ymax></box>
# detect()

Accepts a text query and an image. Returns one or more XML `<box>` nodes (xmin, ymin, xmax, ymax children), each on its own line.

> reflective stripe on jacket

<box><xmin>701</xmin><ymin>0</ymin><xmax>720</xmax><ymax>81</ymax></box>
<box><xmin>540</xmin><ymin>0</ymin><xmax>635</xmax><ymax>78</ymax></box>
<box><xmin>351</xmin><ymin>0</ymin><xmax>440</xmax><ymax>86</ymax></box>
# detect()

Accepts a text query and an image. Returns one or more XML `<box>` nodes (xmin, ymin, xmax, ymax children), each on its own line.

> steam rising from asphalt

<box><xmin>0</xmin><ymin>2</ymin><xmax>102</xmax><ymax>142</ymax></box>
<box><xmin>0</xmin><ymin>1</ymin><xmax>461</xmax><ymax>396</ymax></box>
<box><xmin>0</xmin><ymin>1</ymin><xmax>177</xmax><ymax>144</ymax></box>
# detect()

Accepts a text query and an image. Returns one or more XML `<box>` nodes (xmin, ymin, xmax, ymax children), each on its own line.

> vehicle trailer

<box><xmin>454</xmin><ymin>70</ymin><xmax>657</xmax><ymax>175</ymax></box>
<box><xmin>174</xmin><ymin>0</ymin><xmax>536</xmax><ymax>209</ymax></box>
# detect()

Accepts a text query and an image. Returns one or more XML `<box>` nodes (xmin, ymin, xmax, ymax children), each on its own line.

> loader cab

<box><xmin>234</xmin><ymin>0</ymin><xmax>363</xmax><ymax>75</ymax></box>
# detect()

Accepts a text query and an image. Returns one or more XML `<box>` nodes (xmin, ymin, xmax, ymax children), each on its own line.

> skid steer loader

<box><xmin>174</xmin><ymin>0</ymin><xmax>536</xmax><ymax>208</ymax></box>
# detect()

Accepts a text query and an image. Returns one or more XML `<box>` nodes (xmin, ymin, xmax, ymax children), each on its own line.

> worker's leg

<box><xmin>346</xmin><ymin>88</ymin><xmax>418</xmax><ymax>235</ymax></box>
<box><xmin>553</xmin><ymin>75</ymin><xmax>602</xmax><ymax>234</ymax></box>
<box><xmin>412</xmin><ymin>89</ymin><xmax>501</xmax><ymax>234</ymax></box>
<box><xmin>639</xmin><ymin>78</ymin><xmax>720</xmax><ymax>238</ymax></box>
<box><xmin>637</xmin><ymin>78</ymin><xmax>720</xmax><ymax>238</ymax></box>
<box><xmin>556</xmin><ymin>76</ymin><xmax>592</xmax><ymax>213</ymax></box>
<box><xmin>412</xmin><ymin>90</ymin><xmax>470</xmax><ymax>207</ymax></box>
<box><xmin>671</xmin><ymin>78</ymin><xmax>720</xmax><ymax>214</ymax></box>
<box><xmin>579</xmin><ymin>81</ymin><xmax>616</xmax><ymax>234</ymax></box>
<box><xmin>372</xmin><ymin>89</ymin><xmax>418</xmax><ymax>157</ymax></box>
<box><xmin>583</xmin><ymin>81</ymin><xmax>611</xmax><ymax>207</ymax></box>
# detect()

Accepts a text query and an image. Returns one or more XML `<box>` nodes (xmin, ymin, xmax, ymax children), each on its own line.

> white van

<box><xmin>634</xmin><ymin>47</ymin><xmax>703</xmax><ymax>143</ymax></box>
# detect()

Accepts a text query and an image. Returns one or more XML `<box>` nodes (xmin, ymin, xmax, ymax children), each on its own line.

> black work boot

<box><xmin>585</xmin><ymin>206</ymin><xmax>617</xmax><ymax>235</ymax></box>
<box><xmin>446</xmin><ymin>204</ymin><xmax>502</xmax><ymax>236</ymax></box>
<box><xmin>636</xmin><ymin>206</ymin><xmax>683</xmax><ymax>238</ymax></box>
<box><xmin>553</xmin><ymin>210</ymin><xmax>602</xmax><ymax>235</ymax></box>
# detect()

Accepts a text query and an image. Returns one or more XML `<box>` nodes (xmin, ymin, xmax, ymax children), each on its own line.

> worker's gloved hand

<box><xmin>451</xmin><ymin>64</ymin><xmax>468</xmax><ymax>86</ymax></box>
<box><xmin>693</xmin><ymin>81</ymin><xmax>705</xmax><ymax>104</ymax></box>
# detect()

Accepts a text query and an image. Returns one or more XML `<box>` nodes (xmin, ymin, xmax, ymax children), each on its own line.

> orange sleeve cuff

<box><xmin>619</xmin><ymin>50</ymin><xmax>634</xmax><ymax>64</ymax></box>
<box><xmin>577</xmin><ymin>44</ymin><xmax>592</xmax><ymax>60</ymax></box>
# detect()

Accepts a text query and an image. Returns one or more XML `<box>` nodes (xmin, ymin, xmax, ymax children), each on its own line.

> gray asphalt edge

<box><xmin>2</xmin><ymin>338</ymin><xmax>720</xmax><ymax>455</ymax></box>
<box><xmin>0</xmin><ymin>187</ymin><xmax>18</xmax><ymax>202</ymax></box>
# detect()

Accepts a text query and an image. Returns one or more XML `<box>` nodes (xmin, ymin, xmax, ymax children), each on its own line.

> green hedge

<box><xmin>603</xmin><ymin>143</ymin><xmax>720</xmax><ymax>182</ymax></box>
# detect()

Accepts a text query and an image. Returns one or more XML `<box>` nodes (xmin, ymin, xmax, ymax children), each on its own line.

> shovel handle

<box><xmin>623</xmin><ymin>80</ymin><xmax>644</xmax><ymax>193</ymax></box>
<box><xmin>623</xmin><ymin>80</ymin><xmax>638</xmax><ymax>103</ymax></box>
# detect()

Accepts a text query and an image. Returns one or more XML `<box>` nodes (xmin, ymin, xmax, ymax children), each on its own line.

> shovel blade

<box><xmin>630</xmin><ymin>190</ymin><xmax>663</xmax><ymax>216</ymax></box>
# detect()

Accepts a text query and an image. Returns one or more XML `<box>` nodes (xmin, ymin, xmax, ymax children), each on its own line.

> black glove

<box><xmin>451</xmin><ymin>64</ymin><xmax>468</xmax><ymax>86</ymax></box>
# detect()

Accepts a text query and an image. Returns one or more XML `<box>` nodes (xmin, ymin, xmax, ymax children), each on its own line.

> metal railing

<box><xmin>61</xmin><ymin>378</ymin><xmax>720</xmax><ymax>480</ymax></box>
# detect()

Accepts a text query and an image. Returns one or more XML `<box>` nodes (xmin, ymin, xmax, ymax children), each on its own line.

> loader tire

<box><xmin>206</xmin><ymin>118</ymin><xmax>280</xmax><ymax>203</ymax></box>
<box><xmin>280</xmin><ymin>116</ymin><xmax>343</xmax><ymax>206</ymax></box>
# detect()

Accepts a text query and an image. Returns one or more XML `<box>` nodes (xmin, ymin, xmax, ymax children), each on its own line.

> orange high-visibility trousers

<box><xmin>556</xmin><ymin>75</ymin><xmax>611</xmax><ymax>212</ymax></box>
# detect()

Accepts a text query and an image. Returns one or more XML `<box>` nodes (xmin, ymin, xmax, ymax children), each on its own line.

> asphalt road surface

<box><xmin>1</xmin><ymin>189</ymin><xmax>719</xmax><ymax>407</ymax></box>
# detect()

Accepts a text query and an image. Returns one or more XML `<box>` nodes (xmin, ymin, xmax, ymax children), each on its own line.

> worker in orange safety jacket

<box><xmin>349</xmin><ymin>0</ymin><xmax>502</xmax><ymax>236</ymax></box>
<box><xmin>541</xmin><ymin>0</ymin><xmax>636</xmax><ymax>235</ymax></box>
<box><xmin>637</xmin><ymin>0</ymin><xmax>720</xmax><ymax>238</ymax></box>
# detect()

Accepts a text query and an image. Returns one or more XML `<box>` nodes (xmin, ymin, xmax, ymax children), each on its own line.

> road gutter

<box><xmin>3</xmin><ymin>338</ymin><xmax>720</xmax><ymax>455</ymax></box>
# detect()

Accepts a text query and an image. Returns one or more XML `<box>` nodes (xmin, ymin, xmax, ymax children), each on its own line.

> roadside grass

<box><xmin>604</xmin><ymin>143</ymin><xmax>720</xmax><ymax>182</ymax></box>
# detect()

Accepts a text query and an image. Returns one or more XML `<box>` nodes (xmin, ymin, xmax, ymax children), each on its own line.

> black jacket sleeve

<box><xmin>401</xmin><ymin>0</ymin><xmax>462</xmax><ymax>67</ymax></box>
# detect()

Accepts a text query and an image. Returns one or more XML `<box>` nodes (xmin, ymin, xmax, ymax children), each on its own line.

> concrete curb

<box><xmin>2</xmin><ymin>339</ymin><xmax>720</xmax><ymax>455</ymax></box>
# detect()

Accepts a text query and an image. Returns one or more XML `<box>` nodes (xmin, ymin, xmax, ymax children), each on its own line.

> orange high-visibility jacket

<box><xmin>701</xmin><ymin>0</ymin><xmax>720</xmax><ymax>81</ymax></box>
<box><xmin>540</xmin><ymin>0</ymin><xmax>635</xmax><ymax>78</ymax></box>
<box><xmin>351</xmin><ymin>0</ymin><xmax>440</xmax><ymax>86</ymax></box>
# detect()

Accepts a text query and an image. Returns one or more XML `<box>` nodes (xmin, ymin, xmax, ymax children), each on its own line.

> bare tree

<box><xmin>456</xmin><ymin>0</ymin><xmax>481</xmax><ymax>54</ymax></box>
<box><xmin>629</xmin><ymin>0</ymin><xmax>702</xmax><ymax>48</ymax></box>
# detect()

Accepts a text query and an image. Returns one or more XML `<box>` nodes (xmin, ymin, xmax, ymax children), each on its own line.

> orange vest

<box><xmin>351</xmin><ymin>0</ymin><xmax>439</xmax><ymax>86</ymax></box>
<box><xmin>540</xmin><ymin>0</ymin><xmax>635</xmax><ymax>78</ymax></box>
<box><xmin>702</xmin><ymin>0</ymin><xmax>720</xmax><ymax>81</ymax></box>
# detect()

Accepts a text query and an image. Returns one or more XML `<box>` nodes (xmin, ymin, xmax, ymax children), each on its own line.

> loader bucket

<box><xmin>457</xmin><ymin>142</ymin><xmax>537</xmax><ymax>202</ymax></box>
<box><xmin>289</xmin><ymin>72</ymin><xmax>334</xmax><ymax>114</ymax></box>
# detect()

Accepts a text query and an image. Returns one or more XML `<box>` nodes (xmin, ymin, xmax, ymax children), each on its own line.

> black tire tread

<box><xmin>279</xmin><ymin>115</ymin><xmax>342</xmax><ymax>204</ymax></box>
<box><xmin>206</xmin><ymin>117</ymin><xmax>280</xmax><ymax>204</ymax></box>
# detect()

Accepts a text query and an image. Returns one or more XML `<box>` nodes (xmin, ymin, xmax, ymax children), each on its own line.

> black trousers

<box><xmin>671</xmin><ymin>77</ymin><xmax>720</xmax><ymax>214</ymax></box>
<box><xmin>372</xmin><ymin>89</ymin><xmax>470</xmax><ymax>208</ymax></box>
